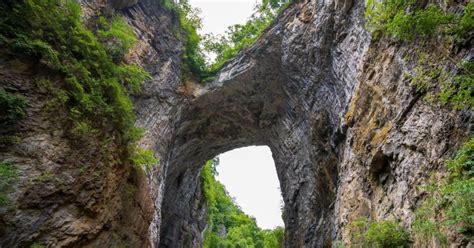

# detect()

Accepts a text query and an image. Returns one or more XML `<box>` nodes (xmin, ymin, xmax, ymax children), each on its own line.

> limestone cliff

<box><xmin>0</xmin><ymin>0</ymin><xmax>182</xmax><ymax>246</ymax></box>
<box><xmin>0</xmin><ymin>0</ymin><xmax>471</xmax><ymax>247</ymax></box>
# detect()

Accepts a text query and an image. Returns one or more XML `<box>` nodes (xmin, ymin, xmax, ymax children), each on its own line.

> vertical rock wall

<box><xmin>335</xmin><ymin>36</ymin><xmax>472</xmax><ymax>246</ymax></box>
<box><xmin>0</xmin><ymin>0</ymin><xmax>185</xmax><ymax>247</ymax></box>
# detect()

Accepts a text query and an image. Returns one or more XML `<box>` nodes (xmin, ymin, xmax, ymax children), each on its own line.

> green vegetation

<box><xmin>345</xmin><ymin>137</ymin><xmax>474</xmax><ymax>247</ymax></box>
<box><xmin>365</xmin><ymin>1</ymin><xmax>473</xmax><ymax>110</ymax></box>
<box><xmin>202</xmin><ymin>0</ymin><xmax>290</xmax><ymax>77</ymax></box>
<box><xmin>165</xmin><ymin>0</ymin><xmax>291</xmax><ymax>83</ymax></box>
<box><xmin>443</xmin><ymin>137</ymin><xmax>474</xmax><ymax>233</ymax></box>
<box><xmin>438</xmin><ymin>60</ymin><xmax>474</xmax><ymax>110</ymax></box>
<box><xmin>37</xmin><ymin>170</ymin><xmax>55</xmax><ymax>183</ymax></box>
<box><xmin>0</xmin><ymin>162</ymin><xmax>19</xmax><ymax>206</ymax></box>
<box><xmin>0</xmin><ymin>90</ymin><xmax>29</xmax><ymax>146</ymax></box>
<box><xmin>365</xmin><ymin>220</ymin><xmax>411</xmax><ymax>247</ymax></box>
<box><xmin>201</xmin><ymin>160</ymin><xmax>284</xmax><ymax>248</ymax></box>
<box><xmin>333</xmin><ymin>240</ymin><xmax>346</xmax><ymax>248</ymax></box>
<box><xmin>129</xmin><ymin>146</ymin><xmax>160</xmax><ymax>171</ymax></box>
<box><xmin>0</xmin><ymin>0</ymin><xmax>148</xmax><ymax>142</ymax></box>
<box><xmin>30</xmin><ymin>243</ymin><xmax>44</xmax><ymax>248</ymax></box>
<box><xmin>162</xmin><ymin>0</ymin><xmax>207</xmax><ymax>80</ymax></box>
<box><xmin>97</xmin><ymin>16</ymin><xmax>138</xmax><ymax>62</ymax></box>
<box><xmin>0</xmin><ymin>90</ymin><xmax>29</xmax><ymax>126</ymax></box>
<box><xmin>412</xmin><ymin>189</ymin><xmax>449</xmax><ymax>248</ymax></box>
<box><xmin>365</xmin><ymin>0</ymin><xmax>473</xmax><ymax>41</ymax></box>
<box><xmin>405</xmin><ymin>52</ymin><xmax>473</xmax><ymax>110</ymax></box>
<box><xmin>0</xmin><ymin>0</ymin><xmax>154</xmax><ymax>163</ymax></box>
<box><xmin>455</xmin><ymin>2</ymin><xmax>474</xmax><ymax>41</ymax></box>
<box><xmin>413</xmin><ymin>136</ymin><xmax>474</xmax><ymax>245</ymax></box>
<box><xmin>343</xmin><ymin>138</ymin><xmax>473</xmax><ymax>247</ymax></box>
<box><xmin>346</xmin><ymin>217</ymin><xmax>411</xmax><ymax>248</ymax></box>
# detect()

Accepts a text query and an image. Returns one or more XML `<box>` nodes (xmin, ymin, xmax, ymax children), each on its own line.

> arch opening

<box><xmin>213</xmin><ymin>145</ymin><xmax>284</xmax><ymax>230</ymax></box>
<box><xmin>193</xmin><ymin>146</ymin><xmax>285</xmax><ymax>246</ymax></box>
<box><xmin>156</xmin><ymin>3</ymin><xmax>343</xmax><ymax>244</ymax></box>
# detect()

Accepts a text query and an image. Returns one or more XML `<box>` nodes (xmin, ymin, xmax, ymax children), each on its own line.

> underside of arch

<box><xmin>157</xmin><ymin>1</ymin><xmax>370</xmax><ymax>246</ymax></box>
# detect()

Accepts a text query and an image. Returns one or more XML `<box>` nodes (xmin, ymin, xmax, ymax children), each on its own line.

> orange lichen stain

<box><xmin>344</xmin><ymin>89</ymin><xmax>360</xmax><ymax>125</ymax></box>
<box><xmin>348</xmin><ymin>85</ymin><xmax>386</xmax><ymax>155</ymax></box>
<box><xmin>176</xmin><ymin>78</ymin><xmax>202</xmax><ymax>98</ymax></box>
<box><xmin>346</xmin><ymin>42</ymin><xmax>397</xmax><ymax>157</ymax></box>
<box><xmin>370</xmin><ymin>122</ymin><xmax>393</xmax><ymax>149</ymax></box>
<box><xmin>298</xmin><ymin>2</ymin><xmax>314</xmax><ymax>23</ymax></box>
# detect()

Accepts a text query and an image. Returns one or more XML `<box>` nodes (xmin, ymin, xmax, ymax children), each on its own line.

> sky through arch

<box><xmin>216</xmin><ymin>146</ymin><xmax>284</xmax><ymax>229</ymax></box>
<box><xmin>188</xmin><ymin>0</ymin><xmax>284</xmax><ymax>229</ymax></box>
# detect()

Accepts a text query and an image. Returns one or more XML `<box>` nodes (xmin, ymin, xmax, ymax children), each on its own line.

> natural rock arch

<box><xmin>159</xmin><ymin>38</ymin><xmax>288</xmax><ymax>247</ymax></box>
<box><xmin>157</xmin><ymin>1</ymin><xmax>370</xmax><ymax>246</ymax></box>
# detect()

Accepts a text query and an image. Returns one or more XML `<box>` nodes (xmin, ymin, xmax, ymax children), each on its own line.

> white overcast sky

<box><xmin>189</xmin><ymin>0</ymin><xmax>258</xmax><ymax>35</ymax></box>
<box><xmin>187</xmin><ymin>0</ymin><xmax>284</xmax><ymax>229</ymax></box>
<box><xmin>189</xmin><ymin>0</ymin><xmax>259</xmax><ymax>61</ymax></box>
<box><xmin>216</xmin><ymin>146</ymin><xmax>284</xmax><ymax>229</ymax></box>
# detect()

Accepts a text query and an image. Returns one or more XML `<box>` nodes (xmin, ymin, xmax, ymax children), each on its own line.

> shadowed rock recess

<box><xmin>0</xmin><ymin>0</ymin><xmax>471</xmax><ymax>247</ymax></box>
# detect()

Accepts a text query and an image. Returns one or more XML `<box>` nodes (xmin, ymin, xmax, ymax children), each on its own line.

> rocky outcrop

<box><xmin>0</xmin><ymin>0</ymin><xmax>183</xmax><ymax>247</ymax></box>
<box><xmin>110</xmin><ymin>0</ymin><xmax>139</xmax><ymax>9</ymax></box>
<box><xmin>0</xmin><ymin>0</ymin><xmax>471</xmax><ymax>247</ymax></box>
<box><xmin>0</xmin><ymin>51</ymin><xmax>155</xmax><ymax>247</ymax></box>
<box><xmin>335</xmin><ymin>38</ymin><xmax>472</xmax><ymax>246</ymax></box>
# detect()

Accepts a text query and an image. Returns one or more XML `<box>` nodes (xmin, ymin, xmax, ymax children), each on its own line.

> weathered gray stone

<box><xmin>109</xmin><ymin>0</ymin><xmax>139</xmax><ymax>9</ymax></box>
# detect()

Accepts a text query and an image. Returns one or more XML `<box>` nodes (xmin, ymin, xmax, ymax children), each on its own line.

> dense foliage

<box><xmin>365</xmin><ymin>0</ymin><xmax>473</xmax><ymax>41</ymax></box>
<box><xmin>129</xmin><ymin>146</ymin><xmax>160</xmax><ymax>171</ymax></box>
<box><xmin>346</xmin><ymin>217</ymin><xmax>411</xmax><ymax>248</ymax></box>
<box><xmin>0</xmin><ymin>0</ymin><xmax>157</xmax><ymax>168</ymax></box>
<box><xmin>412</xmin><ymin>136</ymin><xmax>474</xmax><ymax>245</ymax></box>
<box><xmin>438</xmin><ymin>60</ymin><xmax>474</xmax><ymax>110</ymax></box>
<box><xmin>0</xmin><ymin>90</ymin><xmax>29</xmax><ymax>146</ymax></box>
<box><xmin>0</xmin><ymin>89</ymin><xmax>29</xmax><ymax>148</ymax></box>
<box><xmin>444</xmin><ymin>137</ymin><xmax>474</xmax><ymax>233</ymax></box>
<box><xmin>0</xmin><ymin>162</ymin><xmax>18</xmax><ymax>206</ymax></box>
<box><xmin>201</xmin><ymin>160</ymin><xmax>284</xmax><ymax>248</ymax></box>
<box><xmin>162</xmin><ymin>0</ymin><xmax>208</xmax><ymax>80</ymax></box>
<box><xmin>97</xmin><ymin>16</ymin><xmax>138</xmax><ymax>62</ymax></box>
<box><xmin>202</xmin><ymin>0</ymin><xmax>290</xmax><ymax>78</ymax></box>
<box><xmin>366</xmin><ymin>1</ymin><xmax>474</xmax><ymax>110</ymax></box>
<box><xmin>0</xmin><ymin>90</ymin><xmax>29</xmax><ymax>126</ymax></box>
<box><xmin>165</xmin><ymin>0</ymin><xmax>291</xmax><ymax>83</ymax></box>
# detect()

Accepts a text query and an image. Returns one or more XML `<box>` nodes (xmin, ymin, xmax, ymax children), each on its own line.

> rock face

<box><xmin>110</xmin><ymin>0</ymin><xmax>139</xmax><ymax>9</ymax></box>
<box><xmin>159</xmin><ymin>0</ymin><xmax>371</xmax><ymax>246</ymax></box>
<box><xmin>0</xmin><ymin>0</ymin><xmax>471</xmax><ymax>247</ymax></box>
<box><xmin>335</xmin><ymin>38</ymin><xmax>471</xmax><ymax>244</ymax></box>
<box><xmin>0</xmin><ymin>0</ymin><xmax>183</xmax><ymax>247</ymax></box>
